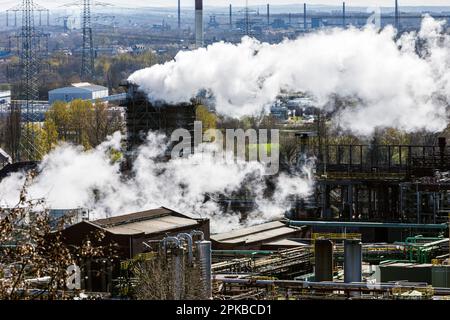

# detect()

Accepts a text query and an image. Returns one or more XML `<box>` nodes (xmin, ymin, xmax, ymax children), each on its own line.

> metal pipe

<box><xmin>214</xmin><ymin>277</ymin><xmax>450</xmax><ymax>294</ymax></box>
<box><xmin>287</xmin><ymin>220</ymin><xmax>448</xmax><ymax>230</ymax></box>
<box><xmin>177</xmin><ymin>233</ymin><xmax>194</xmax><ymax>265</ymax></box>
<box><xmin>190</xmin><ymin>230</ymin><xmax>204</xmax><ymax>241</ymax></box>
<box><xmin>212</xmin><ymin>250</ymin><xmax>274</xmax><ymax>255</ymax></box>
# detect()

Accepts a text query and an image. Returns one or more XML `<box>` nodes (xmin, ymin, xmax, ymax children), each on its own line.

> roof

<box><xmin>211</xmin><ymin>221</ymin><xmax>300</xmax><ymax>245</ymax></box>
<box><xmin>263</xmin><ymin>239</ymin><xmax>308</xmax><ymax>247</ymax></box>
<box><xmin>91</xmin><ymin>207</ymin><xmax>200</xmax><ymax>236</ymax></box>
<box><xmin>49</xmin><ymin>83</ymin><xmax>108</xmax><ymax>94</ymax></box>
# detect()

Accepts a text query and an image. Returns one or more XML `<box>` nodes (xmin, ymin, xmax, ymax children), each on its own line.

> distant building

<box><xmin>270</xmin><ymin>105</ymin><xmax>289</xmax><ymax>120</ymax></box>
<box><xmin>61</xmin><ymin>207</ymin><xmax>210</xmax><ymax>260</ymax></box>
<box><xmin>48</xmin><ymin>82</ymin><xmax>109</xmax><ymax>104</ymax></box>
<box><xmin>0</xmin><ymin>90</ymin><xmax>11</xmax><ymax>107</ymax></box>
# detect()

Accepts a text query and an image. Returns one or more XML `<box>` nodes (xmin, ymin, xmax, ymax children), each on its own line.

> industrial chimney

<box><xmin>195</xmin><ymin>0</ymin><xmax>204</xmax><ymax>47</ymax></box>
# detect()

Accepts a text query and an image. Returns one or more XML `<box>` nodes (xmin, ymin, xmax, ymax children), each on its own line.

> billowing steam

<box><xmin>129</xmin><ymin>16</ymin><xmax>450</xmax><ymax>135</ymax></box>
<box><xmin>0</xmin><ymin>132</ymin><xmax>313</xmax><ymax>233</ymax></box>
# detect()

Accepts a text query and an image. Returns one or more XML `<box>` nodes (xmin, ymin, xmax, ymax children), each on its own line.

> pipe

<box><xmin>161</xmin><ymin>236</ymin><xmax>181</xmax><ymax>251</ymax></box>
<box><xmin>213</xmin><ymin>250</ymin><xmax>274</xmax><ymax>256</ymax></box>
<box><xmin>177</xmin><ymin>233</ymin><xmax>194</xmax><ymax>265</ymax></box>
<box><xmin>214</xmin><ymin>277</ymin><xmax>450</xmax><ymax>294</ymax></box>
<box><xmin>190</xmin><ymin>230</ymin><xmax>204</xmax><ymax>241</ymax></box>
<box><xmin>287</xmin><ymin>220</ymin><xmax>448</xmax><ymax>230</ymax></box>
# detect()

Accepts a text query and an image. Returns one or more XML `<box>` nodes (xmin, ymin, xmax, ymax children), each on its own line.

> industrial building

<box><xmin>121</xmin><ymin>81</ymin><xmax>197</xmax><ymax>153</ymax></box>
<box><xmin>0</xmin><ymin>89</ymin><xmax>10</xmax><ymax>108</ymax></box>
<box><xmin>61</xmin><ymin>207</ymin><xmax>210</xmax><ymax>260</ymax></box>
<box><xmin>48</xmin><ymin>82</ymin><xmax>109</xmax><ymax>104</ymax></box>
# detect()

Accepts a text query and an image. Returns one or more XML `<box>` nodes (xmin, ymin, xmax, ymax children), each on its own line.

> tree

<box><xmin>196</xmin><ymin>105</ymin><xmax>217</xmax><ymax>132</ymax></box>
<box><xmin>0</xmin><ymin>173</ymin><xmax>117</xmax><ymax>300</ymax></box>
<box><xmin>43</xmin><ymin>99</ymin><xmax>123</xmax><ymax>152</ymax></box>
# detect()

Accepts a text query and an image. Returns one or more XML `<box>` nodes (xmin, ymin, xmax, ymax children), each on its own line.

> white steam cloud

<box><xmin>129</xmin><ymin>16</ymin><xmax>450</xmax><ymax>135</ymax></box>
<box><xmin>0</xmin><ymin>132</ymin><xmax>313</xmax><ymax>233</ymax></box>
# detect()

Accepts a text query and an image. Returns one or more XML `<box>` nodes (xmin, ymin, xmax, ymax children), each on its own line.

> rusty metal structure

<box><xmin>121</xmin><ymin>81</ymin><xmax>197</xmax><ymax>154</ymax></box>
<box><xmin>290</xmin><ymin>132</ymin><xmax>450</xmax><ymax>241</ymax></box>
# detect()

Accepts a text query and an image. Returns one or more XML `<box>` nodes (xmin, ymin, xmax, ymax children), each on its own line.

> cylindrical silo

<box><xmin>344</xmin><ymin>239</ymin><xmax>362</xmax><ymax>283</ymax></box>
<box><xmin>314</xmin><ymin>239</ymin><xmax>333</xmax><ymax>282</ymax></box>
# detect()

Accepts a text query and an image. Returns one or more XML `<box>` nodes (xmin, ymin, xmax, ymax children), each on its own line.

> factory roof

<box><xmin>211</xmin><ymin>221</ymin><xmax>302</xmax><ymax>249</ymax></box>
<box><xmin>49</xmin><ymin>83</ymin><xmax>108</xmax><ymax>94</ymax></box>
<box><xmin>91</xmin><ymin>207</ymin><xmax>200</xmax><ymax>236</ymax></box>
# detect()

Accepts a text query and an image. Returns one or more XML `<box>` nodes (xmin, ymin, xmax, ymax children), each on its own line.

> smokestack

<box><xmin>178</xmin><ymin>0</ymin><xmax>181</xmax><ymax>29</ymax></box>
<box><xmin>303</xmin><ymin>3</ymin><xmax>307</xmax><ymax>30</ymax></box>
<box><xmin>195</xmin><ymin>0</ymin><xmax>204</xmax><ymax>48</ymax></box>
<box><xmin>395</xmin><ymin>0</ymin><xmax>399</xmax><ymax>29</ymax></box>
<box><xmin>267</xmin><ymin>3</ymin><xmax>270</xmax><ymax>26</ymax></box>
<box><xmin>342</xmin><ymin>2</ymin><xmax>346</xmax><ymax>28</ymax></box>
<box><xmin>229</xmin><ymin>4</ymin><xmax>232</xmax><ymax>29</ymax></box>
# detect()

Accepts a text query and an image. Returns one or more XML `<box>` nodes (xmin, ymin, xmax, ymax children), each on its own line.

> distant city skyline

<box><xmin>2</xmin><ymin>0</ymin><xmax>450</xmax><ymax>10</ymax></box>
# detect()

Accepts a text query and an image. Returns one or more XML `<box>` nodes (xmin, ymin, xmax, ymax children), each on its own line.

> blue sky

<box><xmin>1</xmin><ymin>1</ymin><xmax>450</xmax><ymax>9</ymax></box>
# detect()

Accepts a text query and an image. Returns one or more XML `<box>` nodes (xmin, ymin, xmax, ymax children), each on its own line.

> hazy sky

<box><xmin>1</xmin><ymin>0</ymin><xmax>450</xmax><ymax>9</ymax></box>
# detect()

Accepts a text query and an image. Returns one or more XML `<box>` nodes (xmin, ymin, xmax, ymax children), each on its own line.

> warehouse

<box><xmin>61</xmin><ymin>206</ymin><xmax>210</xmax><ymax>260</ymax></box>
<box><xmin>48</xmin><ymin>82</ymin><xmax>109</xmax><ymax>104</ymax></box>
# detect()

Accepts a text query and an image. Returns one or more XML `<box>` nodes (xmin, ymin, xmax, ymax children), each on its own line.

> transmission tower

<box><xmin>6</xmin><ymin>0</ymin><xmax>49</xmax><ymax>161</ymax></box>
<box><xmin>81</xmin><ymin>0</ymin><xmax>94</xmax><ymax>81</ymax></box>
<box><xmin>62</xmin><ymin>1</ymin><xmax>113</xmax><ymax>81</ymax></box>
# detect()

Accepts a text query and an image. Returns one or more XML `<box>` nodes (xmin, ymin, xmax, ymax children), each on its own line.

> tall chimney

<box><xmin>229</xmin><ymin>4</ymin><xmax>232</xmax><ymax>29</ymax></box>
<box><xmin>395</xmin><ymin>0</ymin><xmax>399</xmax><ymax>29</ymax></box>
<box><xmin>267</xmin><ymin>3</ymin><xmax>270</xmax><ymax>26</ymax></box>
<box><xmin>303</xmin><ymin>3</ymin><xmax>307</xmax><ymax>30</ymax></box>
<box><xmin>342</xmin><ymin>2</ymin><xmax>346</xmax><ymax>28</ymax></box>
<box><xmin>195</xmin><ymin>0</ymin><xmax>204</xmax><ymax>48</ymax></box>
<box><xmin>178</xmin><ymin>0</ymin><xmax>181</xmax><ymax>29</ymax></box>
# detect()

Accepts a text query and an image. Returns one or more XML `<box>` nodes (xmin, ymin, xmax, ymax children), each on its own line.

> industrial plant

<box><xmin>0</xmin><ymin>0</ymin><xmax>449</xmax><ymax>304</ymax></box>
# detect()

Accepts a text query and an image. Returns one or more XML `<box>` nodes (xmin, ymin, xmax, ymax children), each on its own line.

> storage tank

<box><xmin>315</xmin><ymin>239</ymin><xmax>333</xmax><ymax>281</ymax></box>
<box><xmin>196</xmin><ymin>240</ymin><xmax>212</xmax><ymax>299</ymax></box>
<box><xmin>344</xmin><ymin>239</ymin><xmax>362</xmax><ymax>283</ymax></box>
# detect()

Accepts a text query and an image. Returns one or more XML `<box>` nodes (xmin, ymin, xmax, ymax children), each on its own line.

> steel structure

<box><xmin>81</xmin><ymin>0</ymin><xmax>94</xmax><ymax>81</ymax></box>
<box><xmin>6</xmin><ymin>0</ymin><xmax>49</xmax><ymax>161</ymax></box>
<box><xmin>61</xmin><ymin>1</ymin><xmax>113</xmax><ymax>81</ymax></box>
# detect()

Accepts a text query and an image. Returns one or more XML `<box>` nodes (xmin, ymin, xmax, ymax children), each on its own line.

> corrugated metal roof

<box><xmin>90</xmin><ymin>207</ymin><xmax>200</xmax><ymax>236</ymax></box>
<box><xmin>212</xmin><ymin>221</ymin><xmax>286</xmax><ymax>242</ymax></box>
<box><xmin>105</xmin><ymin>215</ymin><xmax>199</xmax><ymax>235</ymax></box>
<box><xmin>211</xmin><ymin>221</ymin><xmax>299</xmax><ymax>244</ymax></box>
<box><xmin>219</xmin><ymin>227</ymin><xmax>298</xmax><ymax>244</ymax></box>
<box><xmin>94</xmin><ymin>207</ymin><xmax>177</xmax><ymax>227</ymax></box>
